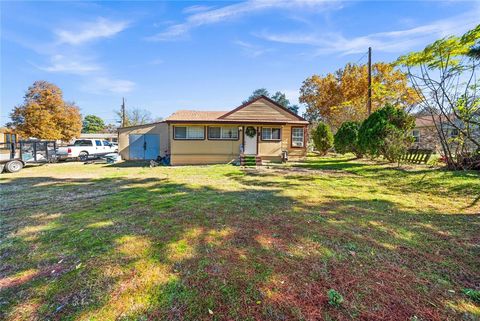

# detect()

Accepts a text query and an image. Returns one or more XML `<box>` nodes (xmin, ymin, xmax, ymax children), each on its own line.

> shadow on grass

<box><xmin>296</xmin><ymin>158</ymin><xmax>369</xmax><ymax>171</ymax></box>
<box><xmin>0</xmin><ymin>169</ymin><xmax>479</xmax><ymax>320</ymax></box>
<box><xmin>294</xmin><ymin>157</ymin><xmax>480</xmax><ymax>200</ymax></box>
<box><xmin>107</xmin><ymin>160</ymin><xmax>154</xmax><ymax>168</ymax></box>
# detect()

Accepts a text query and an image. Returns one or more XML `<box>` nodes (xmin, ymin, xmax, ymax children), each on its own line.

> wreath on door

<box><xmin>245</xmin><ymin>126</ymin><xmax>256</xmax><ymax>138</ymax></box>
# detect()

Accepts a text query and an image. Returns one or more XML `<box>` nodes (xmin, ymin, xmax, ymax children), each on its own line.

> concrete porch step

<box><xmin>240</xmin><ymin>155</ymin><xmax>262</xmax><ymax>166</ymax></box>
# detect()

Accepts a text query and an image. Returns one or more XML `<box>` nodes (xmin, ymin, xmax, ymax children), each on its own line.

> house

<box><xmin>78</xmin><ymin>133</ymin><xmax>118</xmax><ymax>143</ymax></box>
<box><xmin>411</xmin><ymin>116</ymin><xmax>441</xmax><ymax>152</ymax></box>
<box><xmin>0</xmin><ymin>127</ymin><xmax>18</xmax><ymax>161</ymax></box>
<box><xmin>118</xmin><ymin>96</ymin><xmax>309</xmax><ymax>165</ymax></box>
<box><xmin>0</xmin><ymin>127</ymin><xmax>18</xmax><ymax>146</ymax></box>
<box><xmin>412</xmin><ymin>114</ymin><xmax>479</xmax><ymax>153</ymax></box>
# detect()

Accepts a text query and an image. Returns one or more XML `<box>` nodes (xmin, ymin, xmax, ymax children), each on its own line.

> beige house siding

<box><xmin>169</xmin><ymin>123</ymin><xmax>307</xmax><ymax>165</ymax></box>
<box><xmin>119</xmin><ymin>97</ymin><xmax>308</xmax><ymax>165</ymax></box>
<box><xmin>170</xmin><ymin>124</ymin><xmax>241</xmax><ymax>165</ymax></box>
<box><xmin>118</xmin><ymin>122</ymin><xmax>169</xmax><ymax>160</ymax></box>
<box><xmin>283</xmin><ymin>125</ymin><xmax>307</xmax><ymax>160</ymax></box>
<box><xmin>257</xmin><ymin>125</ymin><xmax>308</xmax><ymax>161</ymax></box>
<box><xmin>118</xmin><ymin>122</ymin><xmax>307</xmax><ymax>165</ymax></box>
<box><xmin>258</xmin><ymin>135</ymin><xmax>282</xmax><ymax>161</ymax></box>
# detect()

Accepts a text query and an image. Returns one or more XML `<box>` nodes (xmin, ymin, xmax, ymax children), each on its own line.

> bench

<box><xmin>401</xmin><ymin>147</ymin><xmax>434</xmax><ymax>164</ymax></box>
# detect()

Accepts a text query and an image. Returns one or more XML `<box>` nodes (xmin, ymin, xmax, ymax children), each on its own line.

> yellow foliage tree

<box><xmin>299</xmin><ymin>63</ymin><xmax>419</xmax><ymax>129</ymax></box>
<box><xmin>10</xmin><ymin>81</ymin><xmax>82</xmax><ymax>141</ymax></box>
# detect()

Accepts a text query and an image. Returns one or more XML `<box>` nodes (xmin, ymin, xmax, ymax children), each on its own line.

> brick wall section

<box><xmin>412</xmin><ymin>125</ymin><xmax>480</xmax><ymax>154</ymax></box>
<box><xmin>412</xmin><ymin>126</ymin><xmax>441</xmax><ymax>152</ymax></box>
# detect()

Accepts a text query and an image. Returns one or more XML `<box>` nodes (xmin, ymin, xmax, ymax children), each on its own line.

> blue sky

<box><xmin>1</xmin><ymin>0</ymin><xmax>479</xmax><ymax>125</ymax></box>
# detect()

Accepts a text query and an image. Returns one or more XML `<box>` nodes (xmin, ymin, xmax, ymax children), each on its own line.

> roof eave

<box><xmin>118</xmin><ymin>120</ymin><xmax>166</xmax><ymax>130</ymax></box>
<box><xmin>165</xmin><ymin>119</ymin><xmax>309</xmax><ymax>125</ymax></box>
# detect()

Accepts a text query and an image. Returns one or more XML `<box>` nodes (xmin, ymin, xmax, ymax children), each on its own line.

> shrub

<box><xmin>311</xmin><ymin>122</ymin><xmax>333</xmax><ymax>155</ymax></box>
<box><xmin>358</xmin><ymin>104</ymin><xmax>415</xmax><ymax>163</ymax></box>
<box><xmin>334</xmin><ymin>121</ymin><xmax>363</xmax><ymax>157</ymax></box>
<box><xmin>327</xmin><ymin>289</ymin><xmax>344</xmax><ymax>307</ymax></box>
<box><xmin>383</xmin><ymin>127</ymin><xmax>414</xmax><ymax>165</ymax></box>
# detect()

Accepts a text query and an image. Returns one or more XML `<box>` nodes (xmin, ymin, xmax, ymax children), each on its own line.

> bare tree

<box><xmin>115</xmin><ymin>107</ymin><xmax>155</xmax><ymax>127</ymax></box>
<box><xmin>397</xmin><ymin>25</ymin><xmax>480</xmax><ymax>169</ymax></box>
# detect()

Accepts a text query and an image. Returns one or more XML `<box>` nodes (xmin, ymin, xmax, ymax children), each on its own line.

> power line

<box><xmin>354</xmin><ymin>50</ymin><xmax>369</xmax><ymax>65</ymax></box>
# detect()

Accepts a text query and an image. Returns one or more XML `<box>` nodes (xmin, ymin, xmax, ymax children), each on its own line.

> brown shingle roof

<box><xmin>164</xmin><ymin>96</ymin><xmax>308</xmax><ymax>124</ymax></box>
<box><xmin>165</xmin><ymin>110</ymin><xmax>308</xmax><ymax>124</ymax></box>
<box><xmin>415</xmin><ymin>116</ymin><xmax>436</xmax><ymax>128</ymax></box>
<box><xmin>415</xmin><ymin>114</ymin><xmax>457</xmax><ymax>128</ymax></box>
<box><xmin>165</xmin><ymin>110</ymin><xmax>228</xmax><ymax>121</ymax></box>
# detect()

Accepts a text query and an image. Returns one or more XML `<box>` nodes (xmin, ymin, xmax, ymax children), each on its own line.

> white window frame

<box><xmin>291</xmin><ymin>127</ymin><xmax>305</xmax><ymax>147</ymax></box>
<box><xmin>261</xmin><ymin>127</ymin><xmax>281</xmax><ymax>141</ymax></box>
<box><xmin>412</xmin><ymin>129</ymin><xmax>420</xmax><ymax>143</ymax></box>
<box><xmin>174</xmin><ymin>126</ymin><xmax>205</xmax><ymax>140</ymax></box>
<box><xmin>208</xmin><ymin>126</ymin><xmax>239</xmax><ymax>140</ymax></box>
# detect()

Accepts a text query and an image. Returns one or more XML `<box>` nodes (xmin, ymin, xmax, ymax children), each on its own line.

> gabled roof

<box><xmin>219</xmin><ymin>95</ymin><xmax>307</xmax><ymax>122</ymax></box>
<box><xmin>166</xmin><ymin>110</ymin><xmax>228</xmax><ymax>122</ymax></box>
<box><xmin>415</xmin><ymin>116</ymin><xmax>436</xmax><ymax>128</ymax></box>
<box><xmin>165</xmin><ymin>96</ymin><xmax>308</xmax><ymax>124</ymax></box>
<box><xmin>414</xmin><ymin>114</ymin><xmax>458</xmax><ymax>128</ymax></box>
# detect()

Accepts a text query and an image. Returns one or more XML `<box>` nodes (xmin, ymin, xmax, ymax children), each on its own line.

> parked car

<box><xmin>57</xmin><ymin>139</ymin><xmax>118</xmax><ymax>161</ymax></box>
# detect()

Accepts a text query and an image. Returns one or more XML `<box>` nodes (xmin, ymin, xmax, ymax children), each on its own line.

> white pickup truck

<box><xmin>57</xmin><ymin>139</ymin><xmax>118</xmax><ymax>161</ymax></box>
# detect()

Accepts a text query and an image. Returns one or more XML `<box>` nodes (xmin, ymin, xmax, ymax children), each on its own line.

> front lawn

<box><xmin>1</xmin><ymin>156</ymin><xmax>479</xmax><ymax>320</ymax></box>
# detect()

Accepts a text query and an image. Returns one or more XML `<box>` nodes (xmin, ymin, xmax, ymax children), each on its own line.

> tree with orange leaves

<box><xmin>9</xmin><ymin>81</ymin><xmax>82</xmax><ymax>141</ymax></box>
<box><xmin>299</xmin><ymin>62</ymin><xmax>419</xmax><ymax>129</ymax></box>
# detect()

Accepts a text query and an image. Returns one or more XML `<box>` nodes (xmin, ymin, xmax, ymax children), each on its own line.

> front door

<box><xmin>129</xmin><ymin>134</ymin><xmax>160</xmax><ymax>160</ymax></box>
<box><xmin>244</xmin><ymin>126</ymin><xmax>257</xmax><ymax>155</ymax></box>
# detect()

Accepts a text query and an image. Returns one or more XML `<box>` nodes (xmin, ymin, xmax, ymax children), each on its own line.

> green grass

<box><xmin>0</xmin><ymin>155</ymin><xmax>479</xmax><ymax>320</ymax></box>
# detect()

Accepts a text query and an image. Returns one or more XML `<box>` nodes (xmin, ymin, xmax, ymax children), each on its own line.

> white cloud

<box><xmin>7</xmin><ymin>15</ymin><xmax>135</xmax><ymax>97</ymax></box>
<box><xmin>234</xmin><ymin>40</ymin><xmax>272</xmax><ymax>57</ymax></box>
<box><xmin>148</xmin><ymin>0</ymin><xmax>339</xmax><ymax>41</ymax></box>
<box><xmin>37</xmin><ymin>55</ymin><xmax>100</xmax><ymax>74</ymax></box>
<box><xmin>55</xmin><ymin>17</ymin><xmax>129</xmax><ymax>45</ymax></box>
<box><xmin>47</xmin><ymin>18</ymin><xmax>134</xmax><ymax>95</ymax></box>
<box><xmin>182</xmin><ymin>5</ymin><xmax>215</xmax><ymax>14</ymax></box>
<box><xmin>257</xmin><ymin>10</ymin><xmax>480</xmax><ymax>55</ymax></box>
<box><xmin>83</xmin><ymin>77</ymin><xmax>135</xmax><ymax>94</ymax></box>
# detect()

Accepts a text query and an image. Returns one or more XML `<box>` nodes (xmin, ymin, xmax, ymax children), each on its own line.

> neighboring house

<box><xmin>0</xmin><ymin>127</ymin><xmax>18</xmax><ymax>146</ymax></box>
<box><xmin>78</xmin><ymin>133</ymin><xmax>118</xmax><ymax>143</ymax></box>
<box><xmin>412</xmin><ymin>114</ymin><xmax>479</xmax><ymax>153</ymax></box>
<box><xmin>411</xmin><ymin>116</ymin><xmax>441</xmax><ymax>152</ymax></box>
<box><xmin>118</xmin><ymin>96</ymin><xmax>308</xmax><ymax>165</ymax></box>
<box><xmin>0</xmin><ymin>127</ymin><xmax>18</xmax><ymax>160</ymax></box>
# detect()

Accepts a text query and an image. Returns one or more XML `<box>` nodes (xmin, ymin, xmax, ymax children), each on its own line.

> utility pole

<box><xmin>367</xmin><ymin>47</ymin><xmax>372</xmax><ymax>115</ymax></box>
<box><xmin>121</xmin><ymin>97</ymin><xmax>126</xmax><ymax>127</ymax></box>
